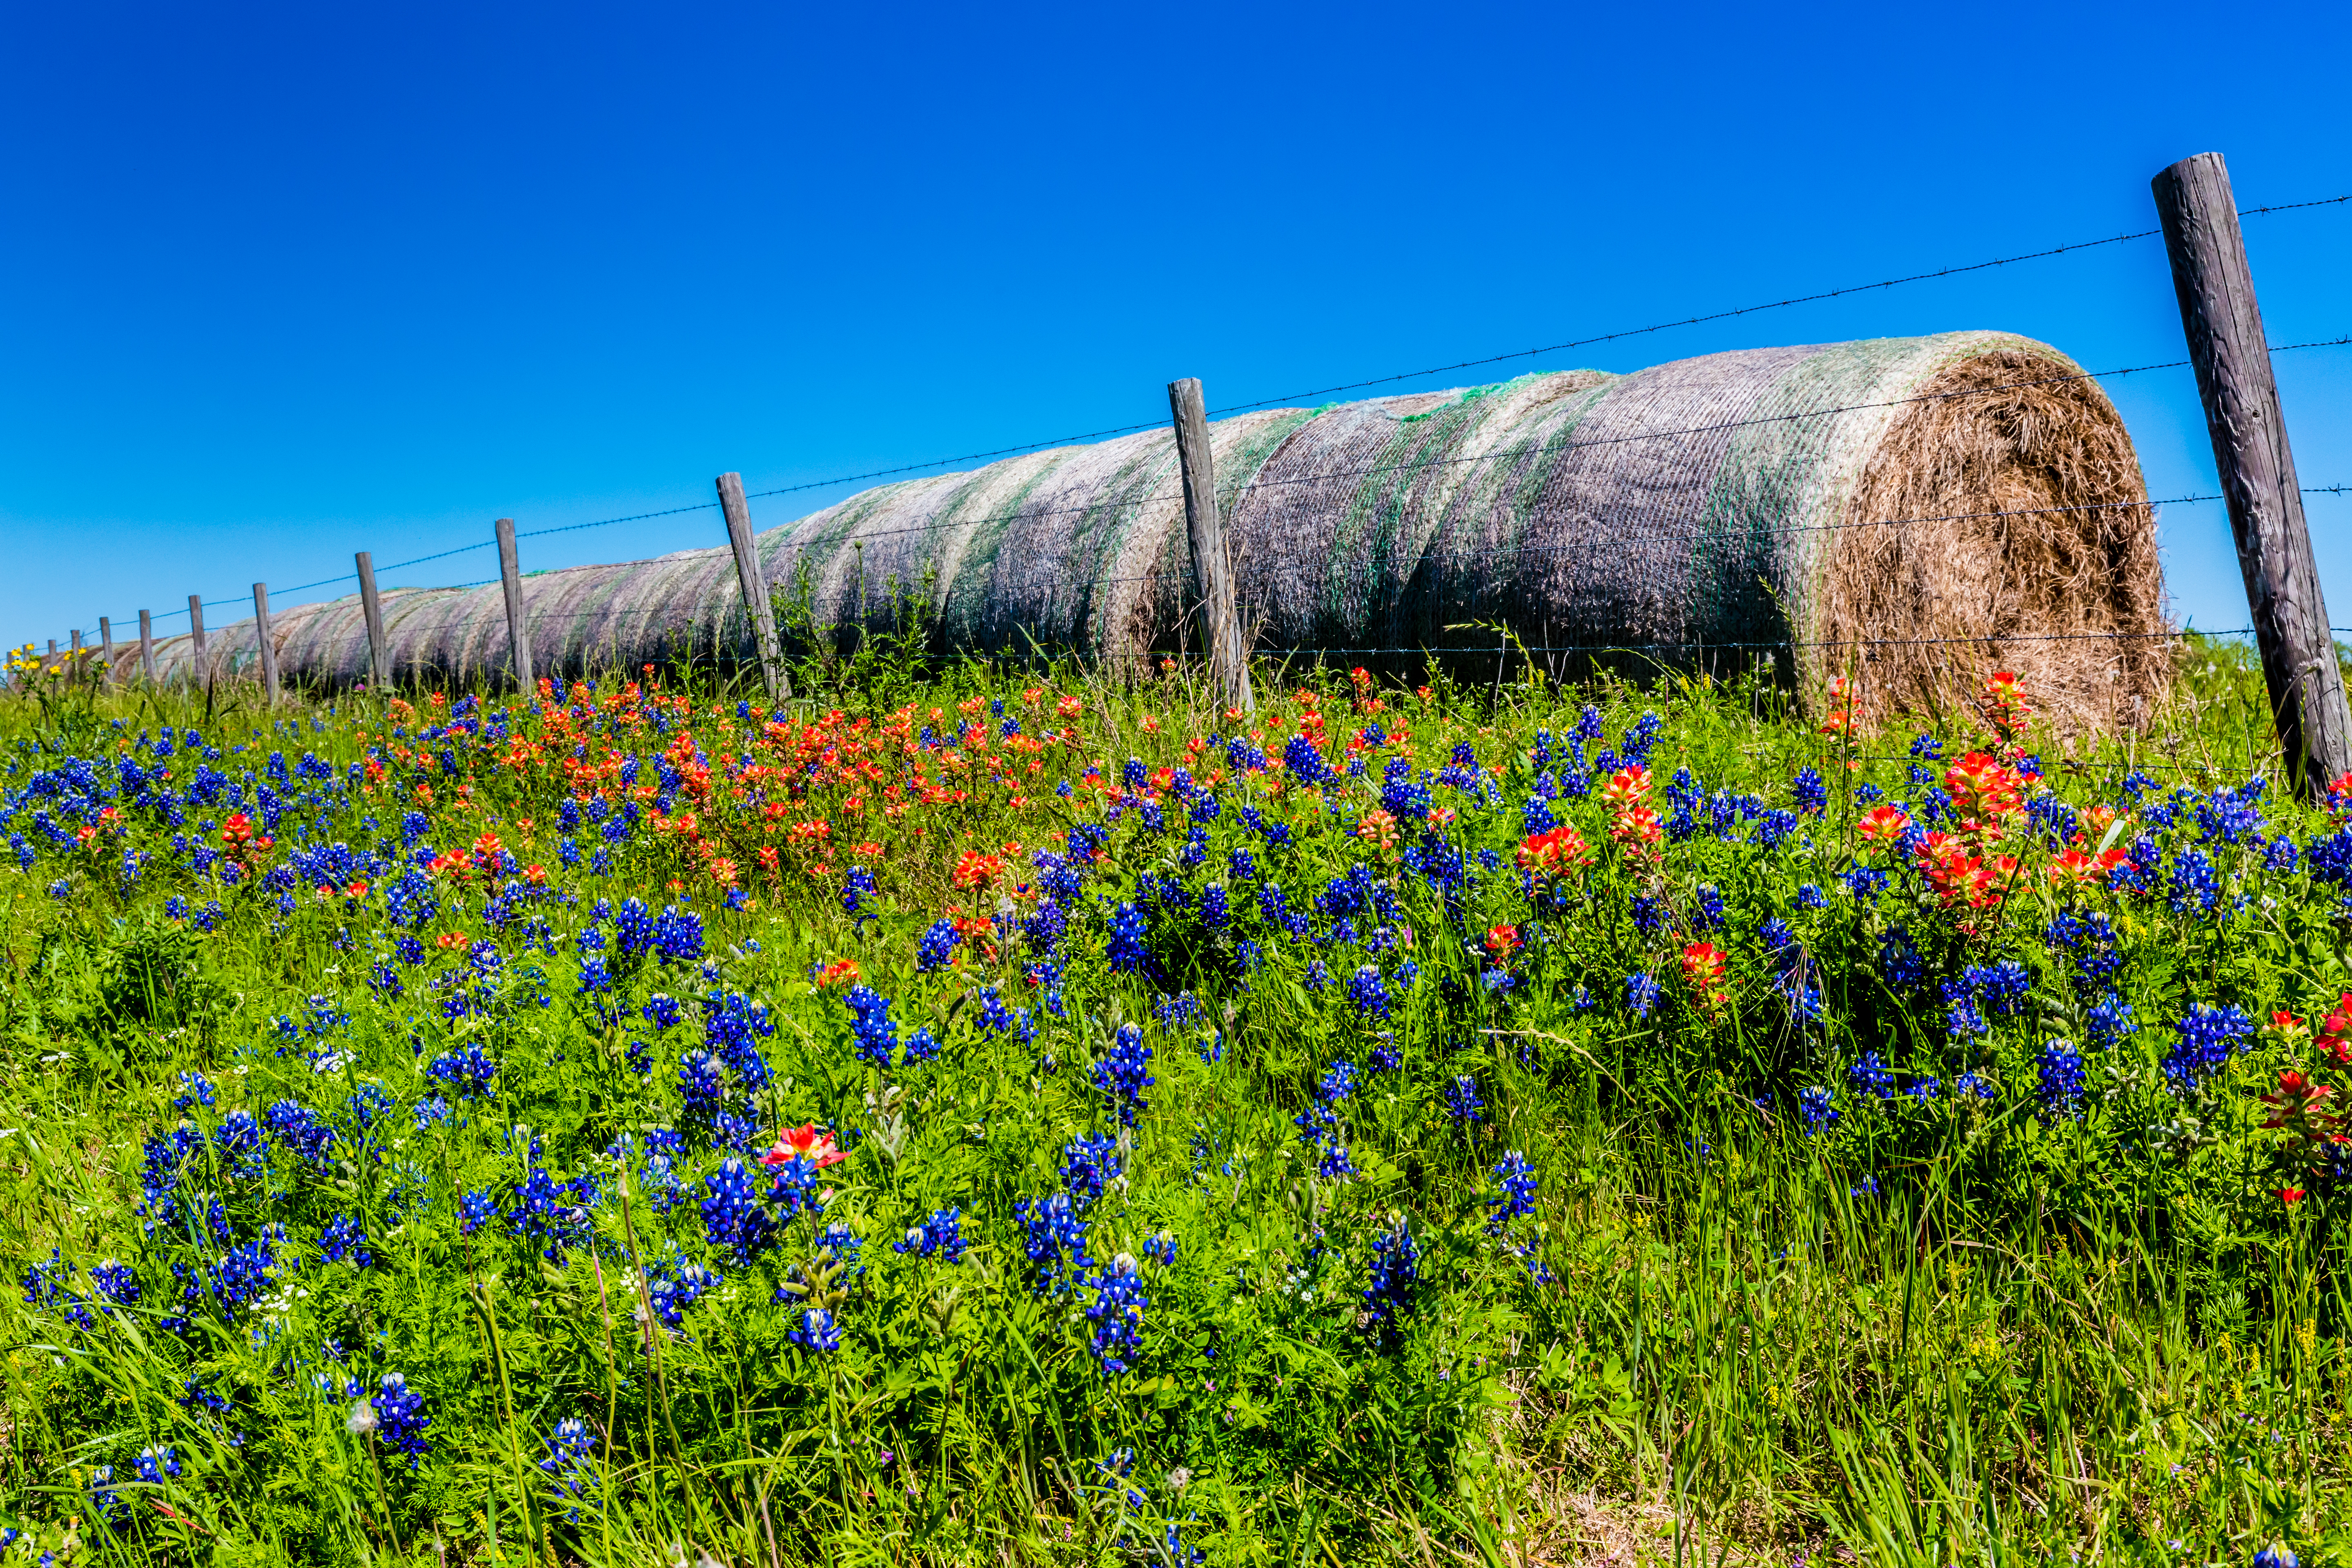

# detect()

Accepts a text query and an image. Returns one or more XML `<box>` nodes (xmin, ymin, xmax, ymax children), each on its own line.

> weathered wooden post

<box><xmin>2154</xmin><ymin>151</ymin><xmax>2352</xmax><ymax>797</ymax></box>
<box><xmin>138</xmin><ymin>609</ymin><xmax>156</xmax><ymax>683</ymax></box>
<box><xmin>716</xmin><ymin>472</ymin><xmax>789</xmax><ymax>705</ymax></box>
<box><xmin>494</xmin><ymin>518</ymin><xmax>535</xmax><ymax>694</ymax></box>
<box><xmin>1166</xmin><ymin>378</ymin><xmax>1255</xmax><ymax>714</ymax></box>
<box><xmin>188</xmin><ymin>595</ymin><xmax>207</xmax><ymax>686</ymax></box>
<box><xmin>251</xmin><ymin>584</ymin><xmax>280</xmax><ymax>705</ymax></box>
<box><xmin>355</xmin><ymin>550</ymin><xmax>391</xmax><ymax>690</ymax></box>
<box><xmin>98</xmin><ymin>617</ymin><xmax>115</xmax><ymax>683</ymax></box>
<box><xmin>70</xmin><ymin>630</ymin><xmax>84</xmax><ymax>686</ymax></box>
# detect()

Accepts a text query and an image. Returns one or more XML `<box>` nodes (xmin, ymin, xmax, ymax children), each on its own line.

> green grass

<box><xmin>0</xmin><ymin>637</ymin><xmax>2343</xmax><ymax>1566</ymax></box>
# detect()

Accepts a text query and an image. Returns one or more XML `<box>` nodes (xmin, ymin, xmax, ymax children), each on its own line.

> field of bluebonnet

<box><xmin>0</xmin><ymin>639</ymin><xmax>2349</xmax><ymax>1566</ymax></box>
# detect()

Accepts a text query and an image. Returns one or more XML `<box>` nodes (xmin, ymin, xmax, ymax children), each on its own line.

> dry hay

<box><xmin>139</xmin><ymin>332</ymin><xmax>2167</xmax><ymax>733</ymax></box>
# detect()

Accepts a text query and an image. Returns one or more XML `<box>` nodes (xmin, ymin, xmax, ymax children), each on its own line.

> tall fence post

<box><xmin>716</xmin><ymin>472</ymin><xmax>789</xmax><ymax>705</ymax></box>
<box><xmin>1166</xmin><ymin>378</ymin><xmax>1255</xmax><ymax>715</ymax></box>
<box><xmin>2153</xmin><ymin>151</ymin><xmax>2352</xmax><ymax>797</ymax></box>
<box><xmin>188</xmin><ymin>595</ymin><xmax>207</xmax><ymax>686</ymax></box>
<box><xmin>494</xmin><ymin>518</ymin><xmax>535</xmax><ymax>694</ymax></box>
<box><xmin>251</xmin><ymin>584</ymin><xmax>280</xmax><ymax>705</ymax></box>
<box><xmin>70</xmin><ymin>630</ymin><xmax>84</xmax><ymax>686</ymax></box>
<box><xmin>139</xmin><ymin>609</ymin><xmax>156</xmax><ymax>683</ymax></box>
<box><xmin>99</xmin><ymin>617</ymin><xmax>114</xmax><ymax>683</ymax></box>
<box><xmin>355</xmin><ymin>550</ymin><xmax>391</xmax><ymax>690</ymax></box>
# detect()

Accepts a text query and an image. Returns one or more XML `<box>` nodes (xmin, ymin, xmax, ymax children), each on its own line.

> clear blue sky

<box><xmin>4</xmin><ymin>1</ymin><xmax>2348</xmax><ymax>652</ymax></box>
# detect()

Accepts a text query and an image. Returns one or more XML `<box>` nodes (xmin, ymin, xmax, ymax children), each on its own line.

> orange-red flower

<box><xmin>1681</xmin><ymin>941</ymin><xmax>1730</xmax><ymax>1007</ymax></box>
<box><xmin>815</xmin><ymin>959</ymin><xmax>860</xmax><ymax>989</ymax></box>
<box><xmin>1856</xmin><ymin>804</ymin><xmax>1911</xmax><ymax>848</ymax></box>
<box><xmin>761</xmin><ymin>1124</ymin><xmax>848</xmax><ymax>1169</ymax></box>
<box><xmin>1517</xmin><ymin>825</ymin><xmax>1593</xmax><ymax>876</ymax></box>
<box><xmin>1599</xmin><ymin>766</ymin><xmax>1651</xmax><ymax>811</ymax></box>
<box><xmin>2049</xmin><ymin>846</ymin><xmax>2128</xmax><ymax>885</ymax></box>
<box><xmin>1944</xmin><ymin>752</ymin><xmax>2027</xmax><ymax>823</ymax></box>
<box><xmin>1485</xmin><ymin>924</ymin><xmax>1521</xmax><ymax>959</ymax></box>
<box><xmin>952</xmin><ymin>849</ymin><xmax>1005</xmax><ymax>890</ymax></box>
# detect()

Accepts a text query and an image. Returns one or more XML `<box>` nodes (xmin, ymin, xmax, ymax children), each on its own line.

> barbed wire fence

<box><xmin>18</xmin><ymin>175</ymin><xmax>2352</xmax><ymax>760</ymax></box>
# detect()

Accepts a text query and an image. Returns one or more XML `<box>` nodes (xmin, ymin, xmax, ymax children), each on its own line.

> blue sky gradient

<box><xmin>4</xmin><ymin>1</ymin><xmax>2348</xmax><ymax>651</ymax></box>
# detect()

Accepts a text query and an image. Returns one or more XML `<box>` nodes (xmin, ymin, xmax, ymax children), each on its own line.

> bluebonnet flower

<box><xmin>1084</xmin><ymin>1254</ymin><xmax>1147</xmax><ymax>1375</ymax></box>
<box><xmin>174</xmin><ymin>1071</ymin><xmax>216</xmax><ymax>1112</ymax></box>
<box><xmin>1443</xmin><ymin>1075</ymin><xmax>1485</xmax><ymax>1124</ymax></box>
<box><xmin>135</xmin><ymin>1445</ymin><xmax>181</xmax><ymax>1484</ymax></box>
<box><xmin>2036</xmin><ymin>1038</ymin><xmax>2086</xmax><ymax>1121</ymax></box>
<box><xmin>1304</xmin><ymin>958</ymin><xmax>1330</xmax><ymax>991</ymax></box>
<box><xmin>1625</xmin><ymin>971</ymin><xmax>1661</xmax><ymax>1020</ymax></box>
<box><xmin>263</xmin><ymin>1100</ymin><xmax>336</xmax><ymax>1173</ymax></box>
<box><xmin>425</xmin><ymin>1044</ymin><xmax>497</xmax><ymax>1100</ymax></box>
<box><xmin>1016</xmin><ymin>1192</ymin><xmax>1092</xmax><ymax>1295</ymax></box>
<box><xmin>1843</xmin><ymin>866</ymin><xmax>1887</xmax><ymax>903</ymax></box>
<box><xmin>2087</xmin><ymin>993</ymin><xmax>2138</xmax><ymax>1049</ymax></box>
<box><xmin>2168</xmin><ymin>848</ymin><xmax>2220</xmax><ymax>914</ymax></box>
<box><xmin>1060</xmin><ymin>1134</ymin><xmax>1123</xmax><ymax>1208</ymax></box>
<box><xmin>916</xmin><ymin>918</ymin><xmax>962</xmax><ymax>972</ymax></box>
<box><xmin>2165</xmin><ymin>1003</ymin><xmax>2253</xmax><ymax>1087</ymax></box>
<box><xmin>1094</xmin><ymin>1023</ymin><xmax>1154</xmax><ymax>1127</ymax></box>
<box><xmin>895</xmin><ymin>1207</ymin><xmax>969</xmax><ymax>1263</ymax></box>
<box><xmin>459</xmin><ymin>1190</ymin><xmax>500</xmax><ymax>1236</ymax></box>
<box><xmin>1106</xmin><ymin>902</ymin><xmax>1152</xmax><ymax>974</ymax></box>
<box><xmin>1486</xmin><ymin>1151</ymin><xmax>1538</xmax><ymax>1232</ymax></box>
<box><xmin>650</xmin><ymin>905</ymin><xmax>704</xmax><ymax>962</ymax></box>
<box><xmin>320</xmin><ymin>1213</ymin><xmax>372</xmax><ymax>1268</ymax></box>
<box><xmin>643</xmin><ymin>1253</ymin><xmax>720</xmax><ymax>1328</ymax></box>
<box><xmin>843</xmin><ymin>986</ymin><xmax>899</xmax><ymax>1069</ymax></box>
<box><xmin>789</xmin><ymin>1307</ymin><xmax>842</xmax><ymax>1354</ymax></box>
<box><xmin>367</xmin><ymin>1372</ymin><xmax>431</xmax><ymax>1466</ymax></box>
<box><xmin>1847</xmin><ymin>1052</ymin><xmax>1895</xmax><ymax>1100</ymax></box>
<box><xmin>1799</xmin><ymin>1086</ymin><xmax>1837</xmax><ymax>1135</ymax></box>
<box><xmin>1362</xmin><ymin>1221</ymin><xmax>1419</xmax><ymax>1343</ymax></box>
<box><xmin>701</xmin><ymin>1157</ymin><xmax>777</xmax><ymax>1265</ymax></box>
<box><xmin>1348</xmin><ymin>965</ymin><xmax>1393</xmax><ymax>1018</ymax></box>
<box><xmin>1793</xmin><ymin>766</ymin><xmax>1827</xmax><ymax>815</ymax></box>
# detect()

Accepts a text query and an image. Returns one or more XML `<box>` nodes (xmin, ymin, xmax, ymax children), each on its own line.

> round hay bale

<box><xmin>145</xmin><ymin>330</ymin><xmax>2166</xmax><ymax>731</ymax></box>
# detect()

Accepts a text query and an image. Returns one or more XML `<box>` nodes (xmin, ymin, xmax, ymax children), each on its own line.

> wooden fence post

<box><xmin>2154</xmin><ymin>151</ymin><xmax>2352</xmax><ymax>798</ymax></box>
<box><xmin>494</xmin><ymin>518</ymin><xmax>535</xmax><ymax>694</ymax></box>
<box><xmin>251</xmin><ymin>584</ymin><xmax>280</xmax><ymax>705</ymax></box>
<box><xmin>716</xmin><ymin>472</ymin><xmax>789</xmax><ymax>704</ymax></box>
<box><xmin>139</xmin><ymin>609</ymin><xmax>156</xmax><ymax>683</ymax></box>
<box><xmin>355</xmin><ymin>550</ymin><xmax>391</xmax><ymax>690</ymax></box>
<box><xmin>1166</xmin><ymin>378</ymin><xmax>1255</xmax><ymax>714</ymax></box>
<box><xmin>70</xmin><ymin>630</ymin><xmax>83</xmax><ymax>686</ymax></box>
<box><xmin>99</xmin><ymin>617</ymin><xmax>115</xmax><ymax>683</ymax></box>
<box><xmin>188</xmin><ymin>595</ymin><xmax>207</xmax><ymax>686</ymax></box>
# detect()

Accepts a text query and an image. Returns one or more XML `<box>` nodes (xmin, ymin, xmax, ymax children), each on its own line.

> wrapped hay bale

<box><xmin>148</xmin><ymin>330</ymin><xmax>2166</xmax><ymax>731</ymax></box>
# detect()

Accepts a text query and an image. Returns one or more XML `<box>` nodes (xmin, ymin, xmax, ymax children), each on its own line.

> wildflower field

<box><xmin>2</xmin><ymin>640</ymin><xmax>2351</xmax><ymax>1566</ymax></box>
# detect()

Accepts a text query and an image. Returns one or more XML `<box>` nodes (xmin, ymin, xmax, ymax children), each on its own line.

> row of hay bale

<box><xmin>141</xmin><ymin>330</ymin><xmax>2167</xmax><ymax>730</ymax></box>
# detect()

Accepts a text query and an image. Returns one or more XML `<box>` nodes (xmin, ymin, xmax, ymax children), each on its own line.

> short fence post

<box><xmin>716</xmin><ymin>472</ymin><xmax>789</xmax><ymax>704</ymax></box>
<box><xmin>99</xmin><ymin>617</ymin><xmax>114</xmax><ymax>683</ymax></box>
<box><xmin>1166</xmin><ymin>377</ymin><xmax>1255</xmax><ymax>714</ymax></box>
<box><xmin>355</xmin><ymin>551</ymin><xmax>391</xmax><ymax>690</ymax></box>
<box><xmin>70</xmin><ymin>630</ymin><xmax>84</xmax><ymax>686</ymax></box>
<box><xmin>139</xmin><ymin>610</ymin><xmax>156</xmax><ymax>683</ymax></box>
<box><xmin>2154</xmin><ymin>151</ymin><xmax>2352</xmax><ymax>797</ymax></box>
<box><xmin>494</xmin><ymin>518</ymin><xmax>535</xmax><ymax>694</ymax></box>
<box><xmin>188</xmin><ymin>595</ymin><xmax>207</xmax><ymax>686</ymax></box>
<box><xmin>252</xmin><ymin>584</ymin><xmax>280</xmax><ymax>705</ymax></box>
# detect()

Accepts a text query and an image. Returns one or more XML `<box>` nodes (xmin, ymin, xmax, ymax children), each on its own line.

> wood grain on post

<box><xmin>99</xmin><ymin>617</ymin><xmax>114</xmax><ymax>683</ymax></box>
<box><xmin>188</xmin><ymin>595</ymin><xmax>207</xmax><ymax>686</ymax></box>
<box><xmin>716</xmin><ymin>472</ymin><xmax>789</xmax><ymax>704</ymax></box>
<box><xmin>70</xmin><ymin>630</ymin><xmax>83</xmax><ymax>687</ymax></box>
<box><xmin>2154</xmin><ymin>151</ymin><xmax>2352</xmax><ymax>797</ymax></box>
<box><xmin>139</xmin><ymin>609</ymin><xmax>156</xmax><ymax>683</ymax></box>
<box><xmin>1166</xmin><ymin>378</ymin><xmax>1256</xmax><ymax>714</ymax></box>
<box><xmin>494</xmin><ymin>518</ymin><xmax>535</xmax><ymax>694</ymax></box>
<box><xmin>251</xmin><ymin>584</ymin><xmax>280</xmax><ymax>705</ymax></box>
<box><xmin>355</xmin><ymin>550</ymin><xmax>391</xmax><ymax>690</ymax></box>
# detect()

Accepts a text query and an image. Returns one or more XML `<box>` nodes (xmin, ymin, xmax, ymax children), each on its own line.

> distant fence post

<box><xmin>99</xmin><ymin>617</ymin><xmax>114</xmax><ymax>683</ymax></box>
<box><xmin>139</xmin><ymin>609</ymin><xmax>156</xmax><ymax>683</ymax></box>
<box><xmin>70</xmin><ymin>630</ymin><xmax>84</xmax><ymax>686</ymax></box>
<box><xmin>355</xmin><ymin>550</ymin><xmax>391</xmax><ymax>690</ymax></box>
<box><xmin>188</xmin><ymin>595</ymin><xmax>207</xmax><ymax>686</ymax></box>
<box><xmin>2153</xmin><ymin>151</ymin><xmax>2352</xmax><ymax>798</ymax></box>
<box><xmin>1166</xmin><ymin>378</ymin><xmax>1256</xmax><ymax>715</ymax></box>
<box><xmin>252</xmin><ymin>584</ymin><xmax>280</xmax><ymax>705</ymax></box>
<box><xmin>494</xmin><ymin>518</ymin><xmax>535</xmax><ymax>694</ymax></box>
<box><xmin>716</xmin><ymin>472</ymin><xmax>789</xmax><ymax>705</ymax></box>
